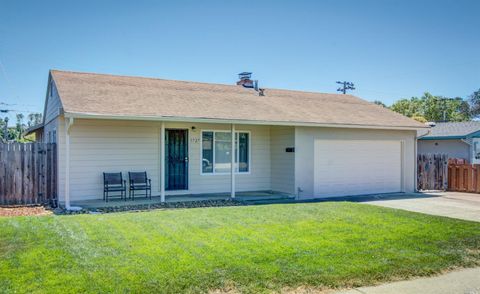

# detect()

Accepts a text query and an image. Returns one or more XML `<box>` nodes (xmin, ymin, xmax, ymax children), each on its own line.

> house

<box><xmin>31</xmin><ymin>70</ymin><xmax>427</xmax><ymax>209</ymax></box>
<box><xmin>418</xmin><ymin>121</ymin><xmax>480</xmax><ymax>164</ymax></box>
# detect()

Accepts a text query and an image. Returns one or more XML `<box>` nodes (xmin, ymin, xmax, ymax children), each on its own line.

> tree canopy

<box><xmin>0</xmin><ymin>112</ymin><xmax>42</xmax><ymax>142</ymax></box>
<box><xmin>388</xmin><ymin>92</ymin><xmax>471</xmax><ymax>122</ymax></box>
<box><xmin>468</xmin><ymin>88</ymin><xmax>480</xmax><ymax>118</ymax></box>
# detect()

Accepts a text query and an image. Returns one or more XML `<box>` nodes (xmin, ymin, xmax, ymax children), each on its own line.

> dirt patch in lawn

<box><xmin>0</xmin><ymin>205</ymin><xmax>52</xmax><ymax>217</ymax></box>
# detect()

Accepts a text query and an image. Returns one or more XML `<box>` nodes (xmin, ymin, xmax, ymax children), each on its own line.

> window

<box><xmin>201</xmin><ymin>131</ymin><xmax>250</xmax><ymax>174</ymax></box>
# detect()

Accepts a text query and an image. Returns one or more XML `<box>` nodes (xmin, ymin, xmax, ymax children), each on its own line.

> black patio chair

<box><xmin>128</xmin><ymin>171</ymin><xmax>152</xmax><ymax>200</ymax></box>
<box><xmin>103</xmin><ymin>172</ymin><xmax>127</xmax><ymax>202</ymax></box>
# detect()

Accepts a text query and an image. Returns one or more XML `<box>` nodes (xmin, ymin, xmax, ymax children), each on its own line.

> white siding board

<box><xmin>57</xmin><ymin>119</ymin><xmax>272</xmax><ymax>201</ymax></box>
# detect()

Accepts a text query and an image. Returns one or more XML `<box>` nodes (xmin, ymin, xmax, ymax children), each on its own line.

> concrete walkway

<box><xmin>362</xmin><ymin>192</ymin><xmax>480</xmax><ymax>222</ymax></box>
<box><xmin>337</xmin><ymin>267</ymin><xmax>480</xmax><ymax>294</ymax></box>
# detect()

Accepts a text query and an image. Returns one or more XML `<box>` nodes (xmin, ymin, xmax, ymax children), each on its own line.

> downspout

<box><xmin>414</xmin><ymin>129</ymin><xmax>431</xmax><ymax>192</ymax></box>
<box><xmin>65</xmin><ymin>117</ymin><xmax>82</xmax><ymax>211</ymax></box>
<box><xmin>231</xmin><ymin>124</ymin><xmax>236</xmax><ymax>198</ymax></box>
<box><xmin>160</xmin><ymin>122</ymin><xmax>165</xmax><ymax>202</ymax></box>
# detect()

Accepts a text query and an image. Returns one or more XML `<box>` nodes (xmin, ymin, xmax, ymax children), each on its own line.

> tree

<box><xmin>0</xmin><ymin>118</ymin><xmax>5</xmax><ymax>141</ymax></box>
<box><xmin>373</xmin><ymin>100</ymin><xmax>387</xmax><ymax>108</ymax></box>
<box><xmin>15</xmin><ymin>113</ymin><xmax>25</xmax><ymax>140</ymax></box>
<box><xmin>390</xmin><ymin>92</ymin><xmax>471</xmax><ymax>122</ymax></box>
<box><xmin>411</xmin><ymin>115</ymin><xmax>427</xmax><ymax>123</ymax></box>
<box><xmin>27</xmin><ymin>113</ymin><xmax>42</xmax><ymax>127</ymax></box>
<box><xmin>469</xmin><ymin>88</ymin><xmax>480</xmax><ymax>118</ymax></box>
<box><xmin>390</xmin><ymin>97</ymin><xmax>423</xmax><ymax>118</ymax></box>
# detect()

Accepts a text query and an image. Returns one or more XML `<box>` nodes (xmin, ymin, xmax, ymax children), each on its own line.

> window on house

<box><xmin>52</xmin><ymin>129</ymin><xmax>56</xmax><ymax>143</ymax></box>
<box><xmin>201</xmin><ymin>131</ymin><xmax>250</xmax><ymax>174</ymax></box>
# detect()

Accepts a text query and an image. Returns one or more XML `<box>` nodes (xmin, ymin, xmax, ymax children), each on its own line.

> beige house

<box><xmin>31</xmin><ymin>70</ymin><xmax>427</xmax><ymax>209</ymax></box>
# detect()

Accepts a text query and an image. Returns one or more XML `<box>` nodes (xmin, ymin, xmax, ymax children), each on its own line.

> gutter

<box><xmin>416</xmin><ymin>129</ymin><xmax>431</xmax><ymax>140</ymax></box>
<box><xmin>63</xmin><ymin>112</ymin><xmax>428</xmax><ymax>131</ymax></box>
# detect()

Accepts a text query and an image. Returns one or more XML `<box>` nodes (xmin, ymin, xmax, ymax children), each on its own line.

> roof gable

<box><xmin>50</xmin><ymin>70</ymin><xmax>426</xmax><ymax>129</ymax></box>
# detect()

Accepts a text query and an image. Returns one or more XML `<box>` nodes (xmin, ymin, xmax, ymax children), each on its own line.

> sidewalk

<box><xmin>337</xmin><ymin>267</ymin><xmax>480</xmax><ymax>294</ymax></box>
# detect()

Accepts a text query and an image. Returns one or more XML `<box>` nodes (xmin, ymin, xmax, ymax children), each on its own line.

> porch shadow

<box><xmin>71</xmin><ymin>191</ymin><xmax>294</xmax><ymax>209</ymax></box>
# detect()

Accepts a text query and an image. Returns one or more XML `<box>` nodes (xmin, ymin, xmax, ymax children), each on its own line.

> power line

<box><xmin>0</xmin><ymin>109</ymin><xmax>39</xmax><ymax>114</ymax></box>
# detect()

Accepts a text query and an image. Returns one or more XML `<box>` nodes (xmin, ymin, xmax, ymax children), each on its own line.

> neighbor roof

<box><xmin>421</xmin><ymin>122</ymin><xmax>480</xmax><ymax>139</ymax></box>
<box><xmin>50</xmin><ymin>70</ymin><xmax>426</xmax><ymax>129</ymax></box>
<box><xmin>23</xmin><ymin>123</ymin><xmax>44</xmax><ymax>136</ymax></box>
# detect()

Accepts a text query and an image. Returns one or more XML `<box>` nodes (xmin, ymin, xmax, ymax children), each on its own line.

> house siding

<box><xmin>418</xmin><ymin>139</ymin><xmax>471</xmax><ymax>162</ymax></box>
<box><xmin>294</xmin><ymin>127</ymin><xmax>417</xmax><ymax>199</ymax></box>
<box><xmin>57</xmin><ymin>119</ymin><xmax>272</xmax><ymax>202</ymax></box>
<box><xmin>270</xmin><ymin>127</ymin><xmax>295</xmax><ymax>194</ymax></box>
<box><xmin>44</xmin><ymin>81</ymin><xmax>62</xmax><ymax>125</ymax></box>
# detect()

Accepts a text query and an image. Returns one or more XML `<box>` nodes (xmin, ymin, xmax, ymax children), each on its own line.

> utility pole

<box><xmin>336</xmin><ymin>81</ymin><xmax>355</xmax><ymax>94</ymax></box>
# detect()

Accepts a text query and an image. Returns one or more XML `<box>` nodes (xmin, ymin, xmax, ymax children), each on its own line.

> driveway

<box><xmin>361</xmin><ymin>192</ymin><xmax>480</xmax><ymax>222</ymax></box>
<box><xmin>338</xmin><ymin>267</ymin><xmax>480</xmax><ymax>294</ymax></box>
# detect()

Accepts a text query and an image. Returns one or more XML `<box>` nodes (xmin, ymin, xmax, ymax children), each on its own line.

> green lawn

<box><xmin>1</xmin><ymin>202</ymin><xmax>479</xmax><ymax>293</ymax></box>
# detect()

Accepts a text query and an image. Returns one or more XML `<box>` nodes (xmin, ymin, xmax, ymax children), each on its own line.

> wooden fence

<box><xmin>448</xmin><ymin>164</ymin><xmax>480</xmax><ymax>193</ymax></box>
<box><xmin>417</xmin><ymin>154</ymin><xmax>448</xmax><ymax>191</ymax></box>
<box><xmin>0</xmin><ymin>143</ymin><xmax>57</xmax><ymax>206</ymax></box>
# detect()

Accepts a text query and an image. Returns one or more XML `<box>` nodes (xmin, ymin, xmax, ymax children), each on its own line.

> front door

<box><xmin>165</xmin><ymin>129</ymin><xmax>188</xmax><ymax>191</ymax></box>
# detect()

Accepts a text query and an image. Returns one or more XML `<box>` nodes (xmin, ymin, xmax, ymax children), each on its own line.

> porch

<box><xmin>71</xmin><ymin>191</ymin><xmax>295</xmax><ymax>209</ymax></box>
<box><xmin>61</xmin><ymin>118</ymin><xmax>296</xmax><ymax>210</ymax></box>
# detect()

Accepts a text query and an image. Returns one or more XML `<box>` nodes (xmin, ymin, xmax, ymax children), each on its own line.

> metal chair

<box><xmin>128</xmin><ymin>171</ymin><xmax>152</xmax><ymax>200</ymax></box>
<box><xmin>103</xmin><ymin>172</ymin><xmax>127</xmax><ymax>202</ymax></box>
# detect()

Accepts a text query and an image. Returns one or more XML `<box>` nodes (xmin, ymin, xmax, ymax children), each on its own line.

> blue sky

<box><xmin>0</xmin><ymin>0</ymin><xmax>479</xmax><ymax>121</ymax></box>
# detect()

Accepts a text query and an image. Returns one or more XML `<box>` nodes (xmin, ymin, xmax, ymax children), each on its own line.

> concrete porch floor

<box><xmin>71</xmin><ymin>191</ymin><xmax>294</xmax><ymax>209</ymax></box>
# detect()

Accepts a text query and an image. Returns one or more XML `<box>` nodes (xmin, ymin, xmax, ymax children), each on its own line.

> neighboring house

<box><xmin>30</xmin><ymin>70</ymin><xmax>426</xmax><ymax>208</ymax></box>
<box><xmin>418</xmin><ymin>122</ymin><xmax>480</xmax><ymax>164</ymax></box>
<box><xmin>24</xmin><ymin>124</ymin><xmax>45</xmax><ymax>142</ymax></box>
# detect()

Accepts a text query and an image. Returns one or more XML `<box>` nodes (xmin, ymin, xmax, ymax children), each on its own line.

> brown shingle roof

<box><xmin>50</xmin><ymin>70</ymin><xmax>426</xmax><ymax>129</ymax></box>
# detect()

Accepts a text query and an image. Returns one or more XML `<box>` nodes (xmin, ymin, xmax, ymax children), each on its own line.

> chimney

<box><xmin>236</xmin><ymin>72</ymin><xmax>254</xmax><ymax>88</ymax></box>
<box><xmin>236</xmin><ymin>72</ymin><xmax>265</xmax><ymax>96</ymax></box>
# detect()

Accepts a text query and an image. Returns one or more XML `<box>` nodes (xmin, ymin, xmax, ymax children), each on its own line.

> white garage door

<box><xmin>314</xmin><ymin>140</ymin><xmax>402</xmax><ymax>197</ymax></box>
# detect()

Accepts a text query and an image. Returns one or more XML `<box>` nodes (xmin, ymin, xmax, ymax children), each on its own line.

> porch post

<box><xmin>65</xmin><ymin>117</ymin><xmax>81</xmax><ymax>211</ymax></box>
<box><xmin>231</xmin><ymin>123</ymin><xmax>236</xmax><ymax>198</ymax></box>
<box><xmin>160</xmin><ymin>122</ymin><xmax>166</xmax><ymax>202</ymax></box>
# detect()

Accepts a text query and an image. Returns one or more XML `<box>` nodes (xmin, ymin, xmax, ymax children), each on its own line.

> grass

<box><xmin>0</xmin><ymin>202</ymin><xmax>479</xmax><ymax>293</ymax></box>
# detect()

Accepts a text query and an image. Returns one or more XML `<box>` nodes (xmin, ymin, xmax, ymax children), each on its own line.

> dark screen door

<box><xmin>165</xmin><ymin>129</ymin><xmax>188</xmax><ymax>190</ymax></box>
